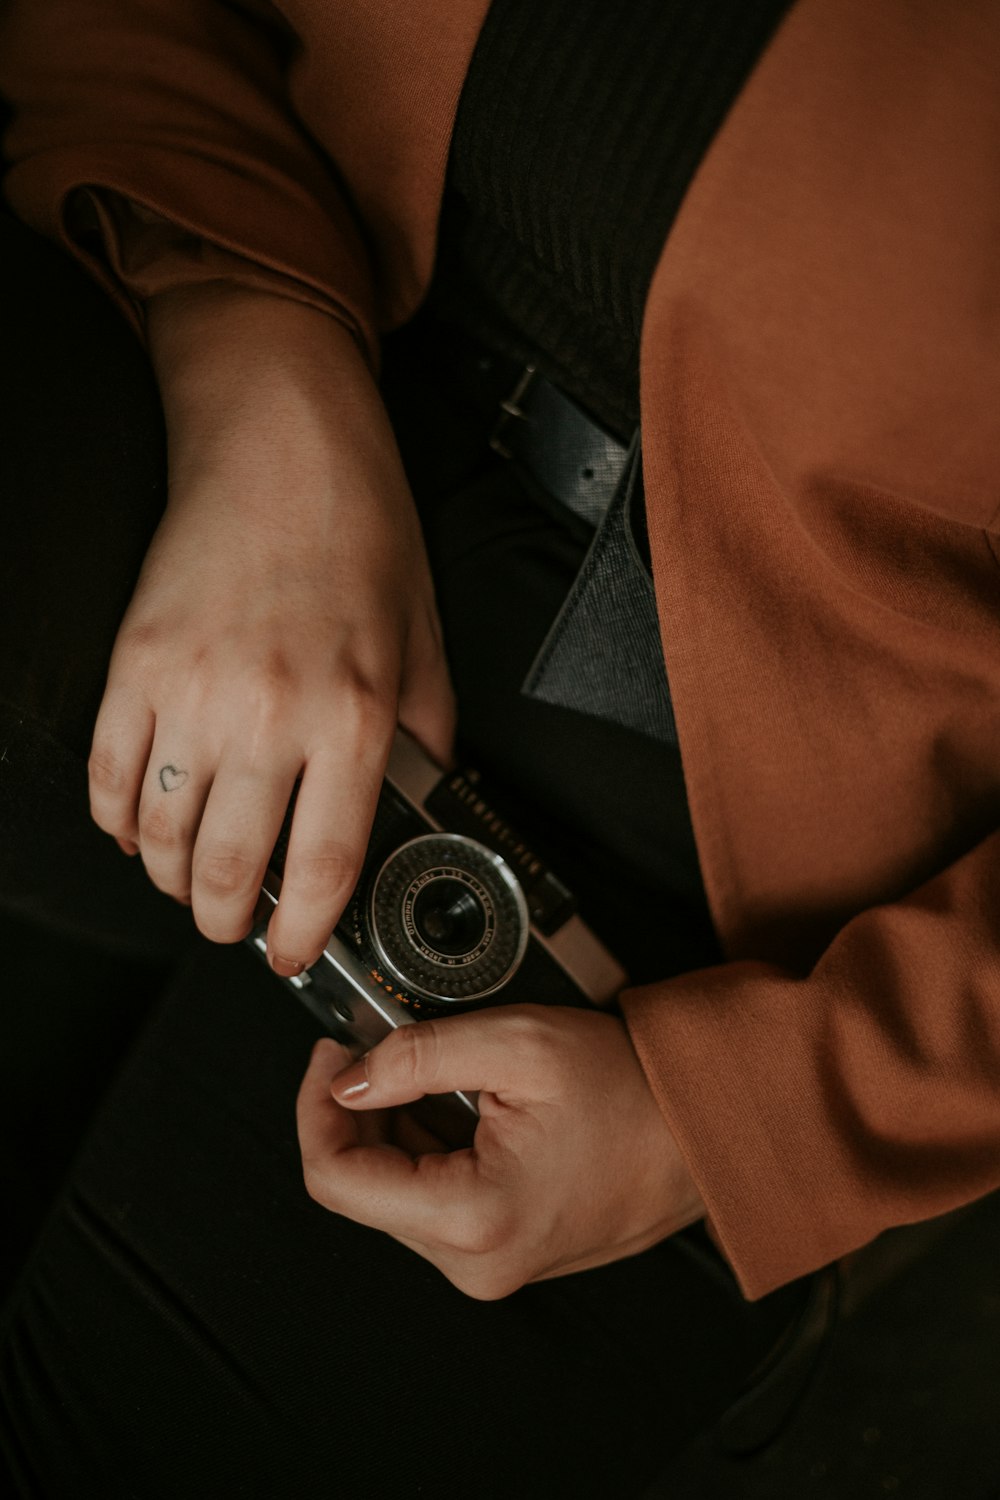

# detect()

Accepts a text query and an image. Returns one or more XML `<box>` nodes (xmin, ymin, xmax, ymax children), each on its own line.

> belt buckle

<box><xmin>489</xmin><ymin>364</ymin><xmax>538</xmax><ymax>460</ymax></box>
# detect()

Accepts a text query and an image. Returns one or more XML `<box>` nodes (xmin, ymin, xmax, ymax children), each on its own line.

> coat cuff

<box><xmin>621</xmin><ymin>838</ymin><xmax>1000</xmax><ymax>1304</ymax></box>
<box><xmin>3</xmin><ymin>145</ymin><xmax>378</xmax><ymax>365</ymax></box>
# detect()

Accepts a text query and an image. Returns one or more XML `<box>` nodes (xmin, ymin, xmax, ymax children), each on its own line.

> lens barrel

<box><xmin>368</xmin><ymin>834</ymin><xmax>529</xmax><ymax>1003</ymax></box>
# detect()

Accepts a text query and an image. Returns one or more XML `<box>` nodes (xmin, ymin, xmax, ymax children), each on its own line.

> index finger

<box><xmin>296</xmin><ymin>1039</ymin><xmax>494</xmax><ymax>1247</ymax></box>
<box><xmin>266</xmin><ymin>718</ymin><xmax>391</xmax><ymax>974</ymax></box>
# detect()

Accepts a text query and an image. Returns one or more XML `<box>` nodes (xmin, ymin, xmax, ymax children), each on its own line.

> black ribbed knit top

<box><xmin>430</xmin><ymin>0</ymin><xmax>791</xmax><ymax>440</ymax></box>
<box><xmin>421</xmin><ymin>0</ymin><xmax>791</xmax><ymax>969</ymax></box>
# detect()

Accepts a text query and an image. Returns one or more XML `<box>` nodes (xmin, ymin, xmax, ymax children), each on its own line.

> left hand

<box><xmin>296</xmin><ymin>1005</ymin><xmax>705</xmax><ymax>1300</ymax></box>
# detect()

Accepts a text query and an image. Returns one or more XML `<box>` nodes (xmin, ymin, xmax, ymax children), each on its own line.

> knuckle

<box><xmin>464</xmin><ymin>1280</ymin><xmax>512</xmax><ymax>1303</ymax></box>
<box><xmin>88</xmin><ymin>744</ymin><xmax>130</xmax><ymax>801</ymax></box>
<box><xmin>300</xmin><ymin>1157</ymin><xmax>333</xmax><ymax>1210</ymax></box>
<box><xmin>485</xmin><ymin>1008</ymin><xmax>560</xmax><ymax>1080</ymax></box>
<box><xmin>247</xmin><ymin>652</ymin><xmax>298</xmax><ymax>724</ymax></box>
<box><xmin>501</xmin><ymin>1007</ymin><xmax>553</xmax><ymax>1044</ymax></box>
<box><xmin>380</xmin><ymin>1022</ymin><xmax>442</xmax><ymax>1095</ymax></box>
<box><xmin>338</xmin><ymin>662</ymin><xmax>395</xmax><ymax>730</ymax></box>
<box><xmin>444</xmin><ymin>1202</ymin><xmax>506</xmax><ymax>1258</ymax></box>
<box><xmin>138</xmin><ymin>804</ymin><xmax>186</xmax><ymax>852</ymax></box>
<box><xmin>448</xmin><ymin>1259</ymin><xmax>517</xmax><ymax>1302</ymax></box>
<box><xmin>258</xmin><ymin>646</ymin><xmax>297</xmax><ymax>690</ymax></box>
<box><xmin>283</xmin><ymin>843</ymin><xmax>359</xmax><ymax>906</ymax></box>
<box><xmin>502</xmin><ymin>1009</ymin><xmax>561</xmax><ymax>1068</ymax></box>
<box><xmin>194</xmin><ymin>847</ymin><xmax>258</xmax><ymax>901</ymax></box>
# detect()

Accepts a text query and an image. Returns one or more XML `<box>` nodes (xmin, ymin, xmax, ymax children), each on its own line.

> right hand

<box><xmin>88</xmin><ymin>285</ymin><xmax>455</xmax><ymax>973</ymax></box>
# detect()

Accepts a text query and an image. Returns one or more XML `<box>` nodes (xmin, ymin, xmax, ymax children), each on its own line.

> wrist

<box><xmin>143</xmin><ymin>283</ymin><xmax>419</xmax><ymax>548</ymax></box>
<box><xmin>146</xmin><ymin>283</ymin><xmax>381</xmax><ymax>483</ymax></box>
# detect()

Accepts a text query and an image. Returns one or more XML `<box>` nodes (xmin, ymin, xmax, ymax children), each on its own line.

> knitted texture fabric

<box><xmin>431</xmin><ymin>0</ymin><xmax>791</xmax><ymax>438</ymax></box>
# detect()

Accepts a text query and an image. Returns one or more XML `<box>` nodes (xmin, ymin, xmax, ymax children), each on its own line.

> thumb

<box><xmin>330</xmin><ymin>1008</ymin><xmax>549</xmax><ymax>1109</ymax></box>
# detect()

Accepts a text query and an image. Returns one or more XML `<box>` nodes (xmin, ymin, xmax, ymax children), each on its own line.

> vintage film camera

<box><xmin>248</xmin><ymin>731</ymin><xmax>627</xmax><ymax>1144</ymax></box>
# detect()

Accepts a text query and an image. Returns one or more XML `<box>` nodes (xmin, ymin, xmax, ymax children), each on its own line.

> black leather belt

<box><xmin>447</xmin><ymin>336</ymin><xmax>678</xmax><ymax>747</ymax></box>
<box><xmin>488</xmin><ymin>364</ymin><xmax>632</xmax><ymax>530</ymax></box>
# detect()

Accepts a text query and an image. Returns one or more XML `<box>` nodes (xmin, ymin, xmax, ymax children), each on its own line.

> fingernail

<box><xmin>271</xmin><ymin>954</ymin><xmax>304</xmax><ymax>978</ymax></box>
<box><xmin>331</xmin><ymin>1059</ymin><xmax>370</xmax><ymax>1101</ymax></box>
<box><xmin>116</xmin><ymin>837</ymin><xmax>139</xmax><ymax>856</ymax></box>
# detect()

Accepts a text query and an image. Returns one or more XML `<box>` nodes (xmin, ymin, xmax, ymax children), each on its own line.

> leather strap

<box><xmin>440</xmin><ymin>335</ymin><xmax>679</xmax><ymax>747</ymax></box>
<box><xmin>490</xmin><ymin>364</ymin><xmax>632</xmax><ymax>528</ymax></box>
<box><xmin>521</xmin><ymin>435</ymin><xmax>678</xmax><ymax>746</ymax></box>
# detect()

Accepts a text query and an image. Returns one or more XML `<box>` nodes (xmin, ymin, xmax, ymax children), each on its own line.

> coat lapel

<box><xmin>639</xmin><ymin>0</ymin><xmax>1000</xmax><ymax>965</ymax></box>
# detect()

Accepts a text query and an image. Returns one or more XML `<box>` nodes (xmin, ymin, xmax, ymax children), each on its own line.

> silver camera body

<box><xmin>248</xmin><ymin>731</ymin><xmax>627</xmax><ymax>1145</ymax></box>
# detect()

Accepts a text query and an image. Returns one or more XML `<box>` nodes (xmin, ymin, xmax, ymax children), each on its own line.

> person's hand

<box><xmin>295</xmin><ymin>1006</ymin><xmax>705</xmax><ymax>1299</ymax></box>
<box><xmin>88</xmin><ymin>285</ymin><xmax>454</xmax><ymax>971</ymax></box>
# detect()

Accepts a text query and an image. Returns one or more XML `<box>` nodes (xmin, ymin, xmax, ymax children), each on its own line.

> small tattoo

<box><xmin>159</xmin><ymin>764</ymin><xmax>190</xmax><ymax>793</ymax></box>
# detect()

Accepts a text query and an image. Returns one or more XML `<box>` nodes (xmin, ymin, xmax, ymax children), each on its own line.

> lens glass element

<box><xmin>411</xmin><ymin>879</ymin><xmax>487</xmax><ymax>957</ymax></box>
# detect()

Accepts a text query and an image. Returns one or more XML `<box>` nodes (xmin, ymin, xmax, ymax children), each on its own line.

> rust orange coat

<box><xmin>3</xmin><ymin>0</ymin><xmax>1000</xmax><ymax>1297</ymax></box>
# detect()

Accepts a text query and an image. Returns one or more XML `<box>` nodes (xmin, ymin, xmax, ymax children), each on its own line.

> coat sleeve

<box><xmin>620</xmin><ymin>828</ymin><xmax>1000</xmax><ymax>1299</ymax></box>
<box><xmin>0</xmin><ymin>0</ymin><xmax>377</xmax><ymax>356</ymax></box>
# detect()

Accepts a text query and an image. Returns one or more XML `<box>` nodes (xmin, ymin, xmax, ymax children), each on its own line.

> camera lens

<box><xmin>411</xmin><ymin>880</ymin><xmax>487</xmax><ymax>957</ymax></box>
<box><xmin>368</xmin><ymin>833</ymin><xmax>529</xmax><ymax>1004</ymax></box>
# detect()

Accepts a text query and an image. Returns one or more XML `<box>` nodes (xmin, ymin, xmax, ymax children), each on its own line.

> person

<box><xmin>1</xmin><ymin>0</ymin><xmax>999</xmax><ymax>1494</ymax></box>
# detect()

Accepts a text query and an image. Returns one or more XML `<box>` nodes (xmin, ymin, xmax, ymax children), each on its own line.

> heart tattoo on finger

<box><xmin>159</xmin><ymin>764</ymin><xmax>190</xmax><ymax>793</ymax></box>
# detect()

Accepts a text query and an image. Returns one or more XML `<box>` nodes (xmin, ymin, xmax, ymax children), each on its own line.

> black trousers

<box><xmin>0</xmin><ymin>209</ymin><xmax>808</xmax><ymax>1498</ymax></box>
